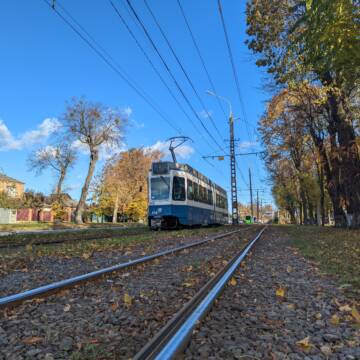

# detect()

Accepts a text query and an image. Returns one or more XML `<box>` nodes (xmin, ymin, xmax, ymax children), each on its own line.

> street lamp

<box><xmin>206</xmin><ymin>90</ymin><xmax>232</xmax><ymax>118</ymax></box>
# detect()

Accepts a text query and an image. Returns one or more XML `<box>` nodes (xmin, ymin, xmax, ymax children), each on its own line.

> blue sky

<box><xmin>0</xmin><ymin>0</ymin><xmax>273</xmax><ymax>206</ymax></box>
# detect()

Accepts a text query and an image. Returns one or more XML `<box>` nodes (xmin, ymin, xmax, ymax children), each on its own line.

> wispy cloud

<box><xmin>0</xmin><ymin>118</ymin><xmax>61</xmax><ymax>151</ymax></box>
<box><xmin>121</xmin><ymin>106</ymin><xmax>133</xmax><ymax>118</ymax></box>
<box><xmin>238</xmin><ymin>141</ymin><xmax>259</xmax><ymax>150</ymax></box>
<box><xmin>198</xmin><ymin>109</ymin><xmax>213</xmax><ymax>119</ymax></box>
<box><xmin>145</xmin><ymin>140</ymin><xmax>194</xmax><ymax>160</ymax></box>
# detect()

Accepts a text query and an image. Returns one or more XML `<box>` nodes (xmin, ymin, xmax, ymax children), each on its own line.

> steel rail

<box><xmin>0</xmin><ymin>228</ymin><xmax>246</xmax><ymax>308</ymax></box>
<box><xmin>134</xmin><ymin>226</ymin><xmax>267</xmax><ymax>360</ymax></box>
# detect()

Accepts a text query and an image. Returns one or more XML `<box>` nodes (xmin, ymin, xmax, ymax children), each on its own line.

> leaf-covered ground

<box><xmin>0</xmin><ymin>223</ymin><xmax>146</xmax><ymax>246</ymax></box>
<box><xmin>0</xmin><ymin>228</ymin><xmax>257</xmax><ymax>359</ymax></box>
<box><xmin>0</xmin><ymin>226</ymin><xmax>245</xmax><ymax>296</ymax></box>
<box><xmin>185</xmin><ymin>226</ymin><xmax>360</xmax><ymax>359</ymax></box>
<box><xmin>282</xmin><ymin>225</ymin><xmax>360</xmax><ymax>296</ymax></box>
<box><xmin>0</xmin><ymin>221</ymin><xmax>139</xmax><ymax>233</ymax></box>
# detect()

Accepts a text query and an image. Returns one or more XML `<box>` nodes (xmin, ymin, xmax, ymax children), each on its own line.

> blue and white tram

<box><xmin>148</xmin><ymin>161</ymin><xmax>228</xmax><ymax>229</ymax></box>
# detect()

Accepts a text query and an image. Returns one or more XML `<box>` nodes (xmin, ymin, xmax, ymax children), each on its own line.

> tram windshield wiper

<box><xmin>160</xmin><ymin>176</ymin><xmax>170</xmax><ymax>190</ymax></box>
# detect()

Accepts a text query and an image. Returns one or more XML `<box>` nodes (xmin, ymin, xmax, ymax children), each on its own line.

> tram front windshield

<box><xmin>150</xmin><ymin>176</ymin><xmax>170</xmax><ymax>200</ymax></box>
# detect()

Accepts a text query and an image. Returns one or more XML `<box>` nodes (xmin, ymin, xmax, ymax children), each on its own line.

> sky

<box><xmin>0</xmin><ymin>0</ymin><xmax>273</xmax><ymax>206</ymax></box>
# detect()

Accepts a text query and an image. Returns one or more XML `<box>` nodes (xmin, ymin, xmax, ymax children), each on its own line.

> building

<box><xmin>0</xmin><ymin>174</ymin><xmax>24</xmax><ymax>198</ymax></box>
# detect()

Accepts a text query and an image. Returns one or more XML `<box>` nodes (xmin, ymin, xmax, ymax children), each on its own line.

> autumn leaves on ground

<box><xmin>1</xmin><ymin>225</ymin><xmax>359</xmax><ymax>359</ymax></box>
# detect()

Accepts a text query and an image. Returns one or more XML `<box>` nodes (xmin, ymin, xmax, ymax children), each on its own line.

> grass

<box><xmin>280</xmin><ymin>225</ymin><xmax>360</xmax><ymax>294</ymax></box>
<box><xmin>0</xmin><ymin>225</ymin><xmax>240</xmax><ymax>268</ymax></box>
<box><xmin>0</xmin><ymin>224</ymin><xmax>147</xmax><ymax>246</ymax></box>
<box><xmin>0</xmin><ymin>221</ymin><xmax>142</xmax><ymax>233</ymax></box>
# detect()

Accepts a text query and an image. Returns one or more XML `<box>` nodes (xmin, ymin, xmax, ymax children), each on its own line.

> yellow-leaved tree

<box><xmin>97</xmin><ymin>148</ymin><xmax>162</xmax><ymax>223</ymax></box>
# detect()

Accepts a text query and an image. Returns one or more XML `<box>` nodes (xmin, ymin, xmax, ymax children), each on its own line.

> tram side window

<box><xmin>216</xmin><ymin>193</ymin><xmax>226</xmax><ymax>209</ymax></box>
<box><xmin>173</xmin><ymin>176</ymin><xmax>185</xmax><ymax>201</ymax></box>
<box><xmin>208</xmin><ymin>190</ymin><xmax>213</xmax><ymax>205</ymax></box>
<box><xmin>193</xmin><ymin>182</ymin><xmax>199</xmax><ymax>201</ymax></box>
<box><xmin>187</xmin><ymin>179</ymin><xmax>194</xmax><ymax>200</ymax></box>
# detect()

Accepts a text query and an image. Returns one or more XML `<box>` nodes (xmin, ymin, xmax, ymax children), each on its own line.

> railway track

<box><xmin>134</xmin><ymin>226</ymin><xmax>266</xmax><ymax>360</ymax></box>
<box><xmin>0</xmin><ymin>228</ymin><xmax>246</xmax><ymax>308</ymax></box>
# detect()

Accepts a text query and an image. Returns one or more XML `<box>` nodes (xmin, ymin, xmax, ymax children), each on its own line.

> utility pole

<box><xmin>256</xmin><ymin>190</ymin><xmax>259</xmax><ymax>221</ymax></box>
<box><xmin>249</xmin><ymin>168</ymin><xmax>254</xmax><ymax>218</ymax></box>
<box><xmin>229</xmin><ymin>114</ymin><xmax>238</xmax><ymax>224</ymax></box>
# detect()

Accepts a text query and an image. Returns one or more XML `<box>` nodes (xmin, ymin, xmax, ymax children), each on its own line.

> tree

<box><xmin>0</xmin><ymin>192</ymin><xmax>21</xmax><ymax>209</ymax></box>
<box><xmin>28</xmin><ymin>143</ymin><xmax>76</xmax><ymax>196</ymax></box>
<box><xmin>63</xmin><ymin>98</ymin><xmax>126</xmax><ymax>224</ymax></box>
<box><xmin>99</xmin><ymin>148</ymin><xmax>162</xmax><ymax>223</ymax></box>
<box><xmin>246</xmin><ymin>0</ymin><xmax>360</xmax><ymax>227</ymax></box>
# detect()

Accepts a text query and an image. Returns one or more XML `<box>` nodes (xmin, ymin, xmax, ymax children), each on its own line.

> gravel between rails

<box><xmin>0</xmin><ymin>227</ymin><xmax>246</xmax><ymax>297</ymax></box>
<box><xmin>0</xmin><ymin>227</ymin><xmax>259</xmax><ymax>359</ymax></box>
<box><xmin>183</xmin><ymin>226</ymin><xmax>360</xmax><ymax>360</ymax></box>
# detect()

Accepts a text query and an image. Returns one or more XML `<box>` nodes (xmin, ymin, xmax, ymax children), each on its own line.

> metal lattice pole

<box><xmin>249</xmin><ymin>168</ymin><xmax>254</xmax><ymax>218</ymax></box>
<box><xmin>230</xmin><ymin>114</ymin><xmax>238</xmax><ymax>224</ymax></box>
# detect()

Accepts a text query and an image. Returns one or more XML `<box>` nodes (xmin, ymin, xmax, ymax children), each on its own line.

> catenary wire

<box><xmin>176</xmin><ymin>0</ymin><xmax>228</xmax><ymax>124</ymax></box>
<box><xmin>143</xmin><ymin>0</ymin><xmax>225</xmax><ymax>150</ymax></box>
<box><xmin>217</xmin><ymin>0</ymin><xmax>253</xmax><ymax>143</ymax></box>
<box><xmin>109</xmin><ymin>0</ymin><xmax>214</xmax><ymax>152</ymax></box>
<box><xmin>42</xmin><ymin>0</ymin><xmax>227</xmax><ymax>179</ymax></box>
<box><xmin>41</xmin><ymin>0</ymin><xmax>182</xmax><ymax>135</ymax></box>
<box><xmin>125</xmin><ymin>0</ymin><xmax>222</xmax><ymax>153</ymax></box>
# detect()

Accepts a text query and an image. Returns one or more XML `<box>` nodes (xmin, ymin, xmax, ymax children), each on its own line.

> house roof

<box><xmin>0</xmin><ymin>174</ymin><xmax>25</xmax><ymax>184</ymax></box>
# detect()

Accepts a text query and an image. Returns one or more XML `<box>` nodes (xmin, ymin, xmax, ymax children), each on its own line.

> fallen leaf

<box><xmin>229</xmin><ymin>278</ymin><xmax>237</xmax><ymax>286</ymax></box>
<box><xmin>124</xmin><ymin>293</ymin><xmax>133</xmax><ymax>307</ymax></box>
<box><xmin>186</xmin><ymin>265</ymin><xmax>193</xmax><ymax>272</ymax></box>
<box><xmin>286</xmin><ymin>265</ymin><xmax>293</xmax><ymax>273</ymax></box>
<box><xmin>320</xmin><ymin>345</ymin><xmax>332</xmax><ymax>356</ymax></box>
<box><xmin>296</xmin><ymin>336</ymin><xmax>313</xmax><ymax>351</ymax></box>
<box><xmin>110</xmin><ymin>302</ymin><xmax>119</xmax><ymax>312</ymax></box>
<box><xmin>286</xmin><ymin>303</ymin><xmax>295</xmax><ymax>310</ymax></box>
<box><xmin>82</xmin><ymin>252</ymin><xmax>92</xmax><ymax>260</ymax></box>
<box><xmin>351</xmin><ymin>306</ymin><xmax>360</xmax><ymax>323</ymax></box>
<box><xmin>339</xmin><ymin>304</ymin><xmax>352</xmax><ymax>312</ymax></box>
<box><xmin>315</xmin><ymin>313</ymin><xmax>322</xmax><ymax>320</ymax></box>
<box><xmin>330</xmin><ymin>314</ymin><xmax>340</xmax><ymax>325</ymax></box>
<box><xmin>63</xmin><ymin>304</ymin><xmax>71</xmax><ymax>312</ymax></box>
<box><xmin>25</xmin><ymin>244</ymin><xmax>33</xmax><ymax>252</ymax></box>
<box><xmin>276</xmin><ymin>287</ymin><xmax>285</xmax><ymax>298</ymax></box>
<box><xmin>23</xmin><ymin>336</ymin><xmax>43</xmax><ymax>345</ymax></box>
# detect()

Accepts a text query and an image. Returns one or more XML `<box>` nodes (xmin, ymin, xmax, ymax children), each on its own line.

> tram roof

<box><xmin>151</xmin><ymin>161</ymin><xmax>227</xmax><ymax>195</ymax></box>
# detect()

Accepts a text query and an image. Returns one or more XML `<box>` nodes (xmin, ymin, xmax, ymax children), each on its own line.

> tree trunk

<box><xmin>299</xmin><ymin>186</ymin><xmax>308</xmax><ymax>224</ymax></box>
<box><xmin>326</xmin><ymin>89</ymin><xmax>360</xmax><ymax>227</ymax></box>
<box><xmin>56</xmin><ymin>169</ymin><xmax>66</xmax><ymax>196</ymax></box>
<box><xmin>308</xmin><ymin>125</ymin><xmax>347</xmax><ymax>227</ymax></box>
<box><xmin>75</xmin><ymin>149</ymin><xmax>99</xmax><ymax>224</ymax></box>
<box><xmin>112</xmin><ymin>192</ymin><xmax>119</xmax><ymax>224</ymax></box>
<box><xmin>318</xmin><ymin>165</ymin><xmax>325</xmax><ymax>226</ymax></box>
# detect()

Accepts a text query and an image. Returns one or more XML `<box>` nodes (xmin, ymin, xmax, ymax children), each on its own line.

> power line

<box><xmin>176</xmin><ymin>0</ymin><xmax>228</xmax><ymax>123</ymax></box>
<box><xmin>217</xmin><ymin>0</ymin><xmax>252</xmax><ymax>143</ymax></box>
<box><xmin>41</xmin><ymin>0</ymin><xmax>182</xmax><ymax>135</ymax></box>
<box><xmin>110</xmin><ymin>1</ymin><xmax>196</xmax><ymax>138</ymax></box>
<box><xmin>44</xmin><ymin>0</ymin><xmax>227</xmax><ymax>179</ymax></box>
<box><xmin>144</xmin><ymin>0</ymin><xmax>225</xmax><ymax>150</ymax></box>
<box><xmin>125</xmin><ymin>0</ymin><xmax>223</xmax><ymax>153</ymax></box>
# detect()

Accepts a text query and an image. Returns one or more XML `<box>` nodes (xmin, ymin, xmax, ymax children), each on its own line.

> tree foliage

<box><xmin>92</xmin><ymin>148</ymin><xmax>162</xmax><ymax>223</ymax></box>
<box><xmin>247</xmin><ymin>0</ymin><xmax>360</xmax><ymax>227</ymax></box>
